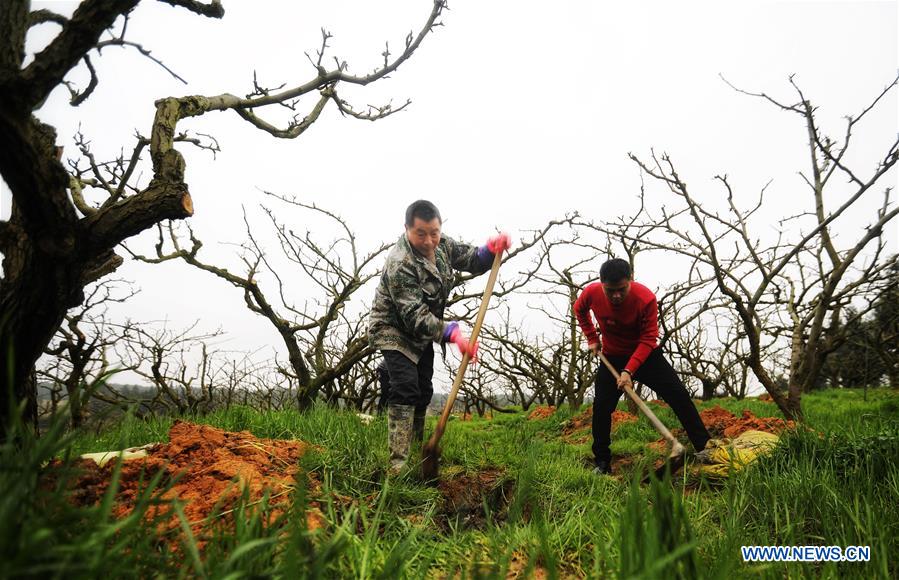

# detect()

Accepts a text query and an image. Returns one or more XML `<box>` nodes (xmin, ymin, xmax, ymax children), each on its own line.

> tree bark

<box><xmin>701</xmin><ymin>378</ymin><xmax>716</xmax><ymax>401</ymax></box>
<box><xmin>1</xmin><ymin>0</ymin><xmax>445</xmax><ymax>438</ymax></box>
<box><xmin>0</xmin><ymin>110</ymin><xmax>191</xmax><ymax>438</ymax></box>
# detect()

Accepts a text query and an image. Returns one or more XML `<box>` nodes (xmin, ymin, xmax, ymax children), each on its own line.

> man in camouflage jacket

<box><xmin>369</xmin><ymin>200</ymin><xmax>510</xmax><ymax>474</ymax></box>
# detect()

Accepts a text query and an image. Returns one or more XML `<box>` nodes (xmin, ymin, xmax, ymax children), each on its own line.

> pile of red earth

<box><xmin>644</xmin><ymin>406</ymin><xmax>795</xmax><ymax>476</ymax></box>
<box><xmin>527</xmin><ymin>406</ymin><xmax>556</xmax><ymax>420</ymax></box>
<box><xmin>699</xmin><ymin>405</ymin><xmax>796</xmax><ymax>438</ymax></box>
<box><xmin>612</xmin><ymin>410</ymin><xmax>639</xmax><ymax>428</ymax></box>
<box><xmin>562</xmin><ymin>407</ymin><xmax>638</xmax><ymax>443</ymax></box>
<box><xmin>46</xmin><ymin>421</ymin><xmax>320</xmax><ymax>545</ymax></box>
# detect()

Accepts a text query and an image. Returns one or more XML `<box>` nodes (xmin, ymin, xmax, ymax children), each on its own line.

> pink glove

<box><xmin>486</xmin><ymin>232</ymin><xmax>512</xmax><ymax>255</ymax></box>
<box><xmin>444</xmin><ymin>324</ymin><xmax>479</xmax><ymax>361</ymax></box>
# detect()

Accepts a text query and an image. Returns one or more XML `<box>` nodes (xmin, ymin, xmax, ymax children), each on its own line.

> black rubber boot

<box><xmin>593</xmin><ymin>460</ymin><xmax>612</xmax><ymax>475</ymax></box>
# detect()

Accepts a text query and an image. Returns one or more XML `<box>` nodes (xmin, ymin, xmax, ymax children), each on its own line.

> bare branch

<box><xmin>234</xmin><ymin>91</ymin><xmax>331</xmax><ymax>139</ymax></box>
<box><xmin>96</xmin><ymin>37</ymin><xmax>188</xmax><ymax>85</ymax></box>
<box><xmin>20</xmin><ymin>0</ymin><xmax>139</xmax><ymax>109</ymax></box>
<box><xmin>29</xmin><ymin>9</ymin><xmax>68</xmax><ymax>27</ymax></box>
<box><xmin>64</xmin><ymin>54</ymin><xmax>98</xmax><ymax>105</ymax></box>
<box><xmin>720</xmin><ymin>73</ymin><xmax>803</xmax><ymax>113</ymax></box>
<box><xmin>331</xmin><ymin>92</ymin><xmax>411</xmax><ymax>121</ymax></box>
<box><xmin>155</xmin><ymin>0</ymin><xmax>224</xmax><ymax>19</ymax></box>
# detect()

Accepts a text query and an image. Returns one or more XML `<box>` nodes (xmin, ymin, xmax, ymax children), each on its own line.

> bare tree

<box><xmin>115</xmin><ymin>320</ymin><xmax>225</xmax><ymax>416</ymax></box>
<box><xmin>202</xmin><ymin>350</ymin><xmax>270</xmax><ymax>410</ymax></box>
<box><xmin>476</xmin><ymin>322</ymin><xmax>545</xmax><ymax>411</ymax></box>
<box><xmin>625</xmin><ymin>75</ymin><xmax>898</xmax><ymax>419</ymax></box>
<box><xmin>128</xmin><ymin>196</ymin><xmax>389</xmax><ymax>409</ymax></box>
<box><xmin>445</xmin><ymin>215</ymin><xmax>577</xmax><ymax>318</ymax></box>
<box><xmin>332</xmin><ymin>351</ymin><xmax>381</xmax><ymax>412</ymax></box>
<box><xmin>660</xmin><ymin>302</ymin><xmax>747</xmax><ymax>400</ymax></box>
<box><xmin>0</xmin><ymin>0</ymin><xmax>447</xmax><ymax>436</ymax></box>
<box><xmin>439</xmin><ymin>350</ymin><xmax>517</xmax><ymax>416</ymax></box>
<box><xmin>524</xmin><ymin>242</ymin><xmax>600</xmax><ymax>409</ymax></box>
<box><xmin>235</xmin><ymin>364</ymin><xmax>300</xmax><ymax>412</ymax></box>
<box><xmin>37</xmin><ymin>279</ymin><xmax>136</xmax><ymax>428</ymax></box>
<box><xmin>479</xmin><ymin>304</ymin><xmax>596</xmax><ymax>410</ymax></box>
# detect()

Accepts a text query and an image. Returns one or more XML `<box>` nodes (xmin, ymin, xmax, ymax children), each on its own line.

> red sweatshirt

<box><xmin>573</xmin><ymin>280</ymin><xmax>659</xmax><ymax>375</ymax></box>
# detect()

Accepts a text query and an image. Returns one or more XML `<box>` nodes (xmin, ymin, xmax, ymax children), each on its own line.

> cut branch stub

<box><xmin>84</xmin><ymin>182</ymin><xmax>193</xmax><ymax>252</ymax></box>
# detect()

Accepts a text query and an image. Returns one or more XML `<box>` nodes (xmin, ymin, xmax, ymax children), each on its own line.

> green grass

<box><xmin>3</xmin><ymin>388</ymin><xmax>897</xmax><ymax>578</ymax></box>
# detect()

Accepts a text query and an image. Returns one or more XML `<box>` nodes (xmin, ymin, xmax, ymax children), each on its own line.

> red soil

<box><xmin>644</xmin><ymin>406</ymin><xmax>794</xmax><ymax>456</ymax></box>
<box><xmin>561</xmin><ymin>407</ymin><xmax>592</xmax><ymax>438</ymax></box>
<box><xmin>612</xmin><ymin>410</ymin><xmax>639</xmax><ymax>427</ymax></box>
<box><xmin>561</xmin><ymin>407</ymin><xmax>638</xmax><ymax>443</ymax></box>
<box><xmin>46</xmin><ymin>421</ymin><xmax>320</xmax><ymax>546</ymax></box>
<box><xmin>527</xmin><ymin>406</ymin><xmax>556</xmax><ymax>420</ymax></box>
<box><xmin>698</xmin><ymin>405</ymin><xmax>796</xmax><ymax>438</ymax></box>
<box><xmin>721</xmin><ymin>410</ymin><xmax>796</xmax><ymax>438</ymax></box>
<box><xmin>698</xmin><ymin>405</ymin><xmax>736</xmax><ymax>435</ymax></box>
<box><xmin>647</xmin><ymin>440</ymin><xmax>669</xmax><ymax>454</ymax></box>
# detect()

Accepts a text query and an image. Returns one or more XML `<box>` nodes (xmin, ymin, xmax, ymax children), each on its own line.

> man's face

<box><xmin>406</xmin><ymin>217</ymin><xmax>441</xmax><ymax>259</ymax></box>
<box><xmin>602</xmin><ymin>278</ymin><xmax>631</xmax><ymax>306</ymax></box>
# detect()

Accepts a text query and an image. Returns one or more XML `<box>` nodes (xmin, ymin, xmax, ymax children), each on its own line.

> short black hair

<box><xmin>405</xmin><ymin>200</ymin><xmax>442</xmax><ymax>227</ymax></box>
<box><xmin>599</xmin><ymin>258</ymin><xmax>632</xmax><ymax>283</ymax></box>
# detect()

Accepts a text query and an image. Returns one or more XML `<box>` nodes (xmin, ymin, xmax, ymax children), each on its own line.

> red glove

<box><xmin>445</xmin><ymin>324</ymin><xmax>479</xmax><ymax>361</ymax></box>
<box><xmin>486</xmin><ymin>232</ymin><xmax>512</xmax><ymax>255</ymax></box>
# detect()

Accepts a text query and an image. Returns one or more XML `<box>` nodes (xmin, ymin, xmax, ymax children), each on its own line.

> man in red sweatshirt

<box><xmin>574</xmin><ymin>258</ymin><xmax>710</xmax><ymax>475</ymax></box>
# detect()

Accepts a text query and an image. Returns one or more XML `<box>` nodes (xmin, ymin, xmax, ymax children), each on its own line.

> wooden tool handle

<box><xmin>597</xmin><ymin>351</ymin><xmax>684</xmax><ymax>455</ymax></box>
<box><xmin>429</xmin><ymin>250</ymin><xmax>503</xmax><ymax>445</ymax></box>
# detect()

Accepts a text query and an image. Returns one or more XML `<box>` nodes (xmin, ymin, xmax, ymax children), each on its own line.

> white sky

<box><xmin>4</xmin><ymin>0</ymin><xmax>898</xmax><ymax>392</ymax></box>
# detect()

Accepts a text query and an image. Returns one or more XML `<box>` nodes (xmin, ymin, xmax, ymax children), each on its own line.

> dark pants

<box><xmin>592</xmin><ymin>347</ymin><xmax>710</xmax><ymax>464</ymax></box>
<box><xmin>382</xmin><ymin>345</ymin><xmax>434</xmax><ymax>413</ymax></box>
<box><xmin>376</xmin><ymin>361</ymin><xmax>390</xmax><ymax>415</ymax></box>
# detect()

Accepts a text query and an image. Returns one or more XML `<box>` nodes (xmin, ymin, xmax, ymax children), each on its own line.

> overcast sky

<box><xmin>5</xmin><ymin>1</ymin><xmax>898</xmax><ymax>390</ymax></box>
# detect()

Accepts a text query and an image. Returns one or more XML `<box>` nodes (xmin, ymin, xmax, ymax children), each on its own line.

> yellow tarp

<box><xmin>697</xmin><ymin>430</ymin><xmax>780</xmax><ymax>478</ymax></box>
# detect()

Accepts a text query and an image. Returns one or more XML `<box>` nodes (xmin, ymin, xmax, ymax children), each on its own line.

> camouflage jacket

<box><xmin>369</xmin><ymin>234</ymin><xmax>490</xmax><ymax>363</ymax></box>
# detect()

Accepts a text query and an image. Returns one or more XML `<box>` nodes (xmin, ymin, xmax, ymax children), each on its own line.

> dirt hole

<box><xmin>435</xmin><ymin>467</ymin><xmax>514</xmax><ymax>531</ymax></box>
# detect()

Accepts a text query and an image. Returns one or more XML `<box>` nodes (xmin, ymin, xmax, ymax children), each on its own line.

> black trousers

<box><xmin>381</xmin><ymin>345</ymin><xmax>434</xmax><ymax>412</ymax></box>
<box><xmin>376</xmin><ymin>361</ymin><xmax>390</xmax><ymax>415</ymax></box>
<box><xmin>592</xmin><ymin>347</ymin><xmax>710</xmax><ymax>464</ymax></box>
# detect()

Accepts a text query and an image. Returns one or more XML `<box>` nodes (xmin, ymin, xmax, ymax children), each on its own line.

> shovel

<box><xmin>596</xmin><ymin>351</ymin><xmax>687</xmax><ymax>479</ymax></box>
<box><xmin>421</xmin><ymin>249</ymin><xmax>503</xmax><ymax>482</ymax></box>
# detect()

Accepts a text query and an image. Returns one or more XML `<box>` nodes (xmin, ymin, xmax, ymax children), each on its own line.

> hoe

<box><xmin>596</xmin><ymin>351</ymin><xmax>687</xmax><ymax>480</ymax></box>
<box><xmin>421</xmin><ymin>250</ymin><xmax>502</xmax><ymax>482</ymax></box>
